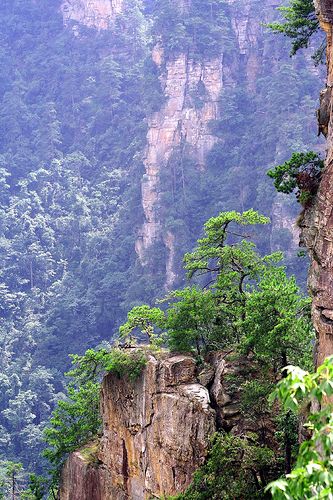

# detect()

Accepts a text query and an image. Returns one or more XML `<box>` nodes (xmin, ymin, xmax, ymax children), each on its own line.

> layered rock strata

<box><xmin>135</xmin><ymin>50</ymin><xmax>223</xmax><ymax>285</ymax></box>
<box><xmin>301</xmin><ymin>2</ymin><xmax>333</xmax><ymax>365</ymax></box>
<box><xmin>59</xmin><ymin>352</ymin><xmax>268</xmax><ymax>499</ymax></box>
<box><xmin>61</xmin><ymin>0</ymin><xmax>123</xmax><ymax>29</ymax></box>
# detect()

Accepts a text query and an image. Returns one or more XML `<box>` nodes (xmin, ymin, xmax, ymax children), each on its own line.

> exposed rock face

<box><xmin>59</xmin><ymin>354</ymin><xmax>216</xmax><ymax>500</ymax></box>
<box><xmin>60</xmin><ymin>445</ymin><xmax>103</xmax><ymax>500</ymax></box>
<box><xmin>59</xmin><ymin>0</ymin><xmax>307</xmax><ymax>292</ymax></box>
<box><xmin>61</xmin><ymin>0</ymin><xmax>123</xmax><ymax>29</ymax></box>
<box><xmin>135</xmin><ymin>51</ymin><xmax>223</xmax><ymax>281</ymax></box>
<box><xmin>136</xmin><ymin>0</ymin><xmax>298</xmax><ymax>290</ymax></box>
<box><xmin>301</xmin><ymin>2</ymin><xmax>333</xmax><ymax>366</ymax></box>
<box><xmin>59</xmin><ymin>351</ymin><xmax>272</xmax><ymax>499</ymax></box>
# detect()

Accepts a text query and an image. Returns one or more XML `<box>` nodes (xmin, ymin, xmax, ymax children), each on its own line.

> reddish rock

<box><xmin>301</xmin><ymin>2</ymin><xmax>333</xmax><ymax>366</ymax></box>
<box><xmin>59</xmin><ymin>354</ymin><xmax>216</xmax><ymax>500</ymax></box>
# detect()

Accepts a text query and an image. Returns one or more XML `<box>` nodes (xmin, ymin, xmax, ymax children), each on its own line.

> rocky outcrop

<box><xmin>300</xmin><ymin>2</ymin><xmax>333</xmax><ymax>366</ymax></box>
<box><xmin>59</xmin><ymin>351</ymin><xmax>273</xmax><ymax>499</ymax></box>
<box><xmin>136</xmin><ymin>1</ymin><xmax>277</xmax><ymax>289</ymax></box>
<box><xmin>135</xmin><ymin>50</ymin><xmax>223</xmax><ymax>282</ymax></box>
<box><xmin>59</xmin><ymin>354</ymin><xmax>216</xmax><ymax>500</ymax></box>
<box><xmin>61</xmin><ymin>0</ymin><xmax>123</xmax><ymax>29</ymax></box>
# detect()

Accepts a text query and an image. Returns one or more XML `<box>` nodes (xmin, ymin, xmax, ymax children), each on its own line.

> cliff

<box><xmin>135</xmin><ymin>51</ymin><xmax>223</xmax><ymax>288</ymax></box>
<box><xmin>59</xmin><ymin>352</ymin><xmax>269</xmax><ymax>499</ymax></box>
<box><xmin>136</xmin><ymin>0</ymin><xmax>283</xmax><ymax>290</ymax></box>
<box><xmin>301</xmin><ymin>1</ymin><xmax>333</xmax><ymax>366</ymax></box>
<box><xmin>59</xmin><ymin>0</ymin><xmax>320</xmax><ymax>295</ymax></box>
<box><xmin>61</xmin><ymin>0</ymin><xmax>123</xmax><ymax>29</ymax></box>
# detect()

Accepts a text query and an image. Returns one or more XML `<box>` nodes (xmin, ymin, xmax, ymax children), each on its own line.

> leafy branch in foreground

<box><xmin>267</xmin><ymin>356</ymin><xmax>333</xmax><ymax>499</ymax></box>
<box><xmin>267</xmin><ymin>151</ymin><xmax>323</xmax><ymax>206</ymax></box>
<box><xmin>266</xmin><ymin>0</ymin><xmax>321</xmax><ymax>58</ymax></box>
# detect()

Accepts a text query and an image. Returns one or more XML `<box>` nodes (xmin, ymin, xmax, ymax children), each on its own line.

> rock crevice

<box><xmin>59</xmin><ymin>352</ymin><xmax>266</xmax><ymax>500</ymax></box>
<box><xmin>301</xmin><ymin>1</ymin><xmax>333</xmax><ymax>366</ymax></box>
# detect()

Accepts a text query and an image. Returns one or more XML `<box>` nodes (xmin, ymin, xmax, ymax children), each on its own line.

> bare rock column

<box><xmin>59</xmin><ymin>354</ymin><xmax>216</xmax><ymax>500</ymax></box>
<box><xmin>301</xmin><ymin>2</ymin><xmax>333</xmax><ymax>365</ymax></box>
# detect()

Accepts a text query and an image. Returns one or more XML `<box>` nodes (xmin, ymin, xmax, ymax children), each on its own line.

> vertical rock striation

<box><xmin>59</xmin><ymin>352</ymin><xmax>278</xmax><ymax>499</ymax></box>
<box><xmin>59</xmin><ymin>354</ymin><xmax>216</xmax><ymax>500</ymax></box>
<box><xmin>61</xmin><ymin>0</ymin><xmax>123</xmax><ymax>29</ymax></box>
<box><xmin>135</xmin><ymin>50</ymin><xmax>223</xmax><ymax>287</ymax></box>
<box><xmin>301</xmin><ymin>1</ymin><xmax>333</xmax><ymax>366</ymax></box>
<box><xmin>136</xmin><ymin>0</ymin><xmax>282</xmax><ymax>289</ymax></box>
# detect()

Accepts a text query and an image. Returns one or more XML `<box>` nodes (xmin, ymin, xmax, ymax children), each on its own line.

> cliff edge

<box><xmin>301</xmin><ymin>1</ymin><xmax>333</xmax><ymax>366</ymax></box>
<box><xmin>59</xmin><ymin>352</ymin><xmax>257</xmax><ymax>499</ymax></box>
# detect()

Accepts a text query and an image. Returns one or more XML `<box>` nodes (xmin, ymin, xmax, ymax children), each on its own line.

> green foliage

<box><xmin>148</xmin><ymin>209</ymin><xmax>314</xmax><ymax>366</ymax></box>
<box><xmin>267</xmin><ymin>151</ymin><xmax>323</xmax><ymax>206</ymax></box>
<box><xmin>23</xmin><ymin>474</ymin><xmax>47</xmax><ymax>500</ymax></box>
<box><xmin>241</xmin><ymin>265</ymin><xmax>313</xmax><ymax>370</ymax></box>
<box><xmin>119</xmin><ymin>305</ymin><xmax>166</xmax><ymax>346</ymax></box>
<box><xmin>267</xmin><ymin>357</ymin><xmax>333</xmax><ymax>499</ymax></box>
<box><xmin>68</xmin><ymin>346</ymin><xmax>147</xmax><ymax>384</ymax></box>
<box><xmin>173</xmin><ymin>433</ymin><xmax>276</xmax><ymax>499</ymax></box>
<box><xmin>43</xmin><ymin>381</ymin><xmax>101</xmax><ymax>484</ymax></box>
<box><xmin>165</xmin><ymin>287</ymin><xmax>217</xmax><ymax>354</ymax></box>
<box><xmin>147</xmin><ymin>0</ymin><xmax>234</xmax><ymax>59</ymax></box>
<box><xmin>104</xmin><ymin>349</ymin><xmax>147</xmax><ymax>382</ymax></box>
<box><xmin>267</xmin><ymin>0</ymin><xmax>320</xmax><ymax>57</ymax></box>
<box><xmin>167</xmin><ymin>210</ymin><xmax>277</xmax><ymax>354</ymax></box>
<box><xmin>184</xmin><ymin>209</ymin><xmax>270</xmax><ymax>280</ymax></box>
<box><xmin>0</xmin><ymin>0</ymin><xmax>159</xmax><ymax>471</ymax></box>
<box><xmin>0</xmin><ymin>461</ymin><xmax>45</xmax><ymax>499</ymax></box>
<box><xmin>0</xmin><ymin>460</ymin><xmax>24</xmax><ymax>499</ymax></box>
<box><xmin>43</xmin><ymin>345</ymin><xmax>147</xmax><ymax>485</ymax></box>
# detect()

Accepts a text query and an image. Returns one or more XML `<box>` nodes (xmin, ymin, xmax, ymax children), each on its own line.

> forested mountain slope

<box><xmin>0</xmin><ymin>0</ymin><xmax>323</xmax><ymax>473</ymax></box>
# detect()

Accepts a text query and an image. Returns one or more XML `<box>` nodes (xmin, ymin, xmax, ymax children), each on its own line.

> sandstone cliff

<box><xmin>61</xmin><ymin>0</ymin><xmax>123</xmax><ymax>29</ymax></box>
<box><xmin>136</xmin><ymin>0</ymin><xmax>283</xmax><ymax>290</ymax></box>
<box><xmin>59</xmin><ymin>352</ymin><xmax>265</xmax><ymax>499</ymax></box>
<box><xmin>59</xmin><ymin>0</ymin><xmax>319</xmax><ymax>293</ymax></box>
<box><xmin>135</xmin><ymin>50</ymin><xmax>223</xmax><ymax>288</ymax></box>
<box><xmin>301</xmin><ymin>1</ymin><xmax>333</xmax><ymax>366</ymax></box>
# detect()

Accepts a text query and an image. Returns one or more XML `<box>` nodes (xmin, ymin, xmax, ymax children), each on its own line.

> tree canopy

<box><xmin>267</xmin><ymin>0</ymin><xmax>320</xmax><ymax>57</ymax></box>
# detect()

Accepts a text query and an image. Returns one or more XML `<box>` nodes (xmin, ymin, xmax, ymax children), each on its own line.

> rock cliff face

<box><xmin>135</xmin><ymin>50</ymin><xmax>223</xmax><ymax>286</ymax></box>
<box><xmin>59</xmin><ymin>0</ymin><xmax>315</xmax><ymax>292</ymax></box>
<box><xmin>59</xmin><ymin>352</ymin><xmax>266</xmax><ymax>499</ymax></box>
<box><xmin>137</xmin><ymin>1</ymin><xmax>281</xmax><ymax>289</ymax></box>
<box><xmin>61</xmin><ymin>0</ymin><xmax>123</xmax><ymax>29</ymax></box>
<box><xmin>301</xmin><ymin>2</ymin><xmax>333</xmax><ymax>366</ymax></box>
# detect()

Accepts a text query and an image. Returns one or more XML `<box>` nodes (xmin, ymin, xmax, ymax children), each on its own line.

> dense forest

<box><xmin>0</xmin><ymin>0</ymin><xmax>328</xmax><ymax>497</ymax></box>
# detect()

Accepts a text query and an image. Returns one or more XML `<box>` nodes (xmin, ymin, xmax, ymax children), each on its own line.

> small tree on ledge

<box><xmin>267</xmin><ymin>151</ymin><xmax>323</xmax><ymax>207</ymax></box>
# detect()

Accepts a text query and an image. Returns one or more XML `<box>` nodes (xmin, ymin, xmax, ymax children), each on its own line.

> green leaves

<box><xmin>267</xmin><ymin>151</ymin><xmax>323</xmax><ymax>205</ymax></box>
<box><xmin>44</xmin><ymin>344</ymin><xmax>147</xmax><ymax>485</ymax></box>
<box><xmin>165</xmin><ymin>287</ymin><xmax>217</xmax><ymax>354</ymax></box>
<box><xmin>104</xmin><ymin>349</ymin><xmax>147</xmax><ymax>382</ymax></box>
<box><xmin>43</xmin><ymin>380</ymin><xmax>101</xmax><ymax>484</ymax></box>
<box><xmin>184</xmin><ymin>209</ymin><xmax>270</xmax><ymax>280</ymax></box>
<box><xmin>267</xmin><ymin>357</ymin><xmax>333</xmax><ymax>498</ymax></box>
<box><xmin>149</xmin><ymin>0</ymin><xmax>232</xmax><ymax>59</ymax></box>
<box><xmin>174</xmin><ymin>433</ymin><xmax>277</xmax><ymax>499</ymax></box>
<box><xmin>266</xmin><ymin>0</ymin><xmax>320</xmax><ymax>57</ymax></box>
<box><xmin>241</xmin><ymin>265</ymin><xmax>313</xmax><ymax>370</ymax></box>
<box><xmin>119</xmin><ymin>305</ymin><xmax>166</xmax><ymax>345</ymax></box>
